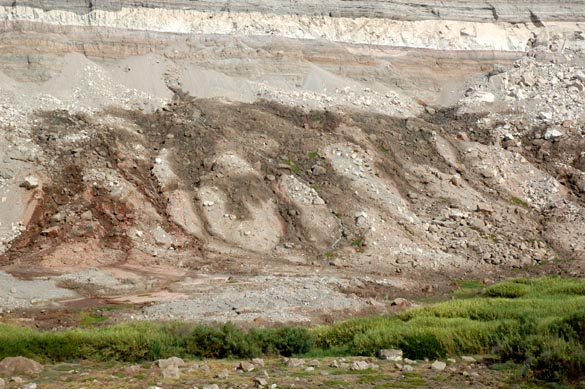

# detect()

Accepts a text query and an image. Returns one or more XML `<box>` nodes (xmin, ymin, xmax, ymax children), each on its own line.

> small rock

<box><xmin>202</xmin><ymin>385</ymin><xmax>220</xmax><ymax>389</ymax></box>
<box><xmin>450</xmin><ymin>175</ymin><xmax>462</xmax><ymax>186</ymax></box>
<box><xmin>285</xmin><ymin>358</ymin><xmax>305</xmax><ymax>368</ymax></box>
<box><xmin>378</xmin><ymin>349</ymin><xmax>403</xmax><ymax>361</ymax></box>
<box><xmin>265</xmin><ymin>174</ymin><xmax>276</xmax><ymax>181</ymax></box>
<box><xmin>239</xmin><ymin>361</ymin><xmax>255</xmax><ymax>372</ymax></box>
<box><xmin>10</xmin><ymin>377</ymin><xmax>23</xmax><ymax>385</ymax></box>
<box><xmin>307</xmin><ymin>359</ymin><xmax>320</xmax><ymax>367</ymax></box>
<box><xmin>390</xmin><ymin>298</ymin><xmax>411</xmax><ymax>309</ymax></box>
<box><xmin>19</xmin><ymin>175</ymin><xmax>39</xmax><ymax>190</ymax></box>
<box><xmin>544</xmin><ymin>127</ymin><xmax>563</xmax><ymax>140</ymax></box>
<box><xmin>22</xmin><ymin>384</ymin><xmax>37</xmax><ymax>389</ymax></box>
<box><xmin>311</xmin><ymin>165</ymin><xmax>326</xmax><ymax>176</ymax></box>
<box><xmin>430</xmin><ymin>360</ymin><xmax>446</xmax><ymax>371</ymax></box>
<box><xmin>402</xmin><ymin>365</ymin><xmax>414</xmax><ymax>372</ymax></box>
<box><xmin>329</xmin><ymin>360</ymin><xmax>339</xmax><ymax>368</ymax></box>
<box><xmin>215</xmin><ymin>369</ymin><xmax>229</xmax><ymax>379</ymax></box>
<box><xmin>305</xmin><ymin>367</ymin><xmax>314</xmax><ymax>372</ymax></box>
<box><xmin>461</xmin><ymin>356</ymin><xmax>476</xmax><ymax>363</ymax></box>
<box><xmin>0</xmin><ymin>357</ymin><xmax>43</xmax><ymax>375</ymax></box>
<box><xmin>155</xmin><ymin>356</ymin><xmax>185</xmax><ymax>370</ymax></box>
<box><xmin>476</xmin><ymin>203</ymin><xmax>494</xmax><ymax>213</ymax></box>
<box><xmin>162</xmin><ymin>365</ymin><xmax>180</xmax><ymax>379</ymax></box>
<box><xmin>254</xmin><ymin>377</ymin><xmax>268</xmax><ymax>386</ymax></box>
<box><xmin>252</xmin><ymin>358</ymin><xmax>265</xmax><ymax>367</ymax></box>
<box><xmin>123</xmin><ymin>365</ymin><xmax>142</xmax><ymax>374</ymax></box>
<box><xmin>447</xmin><ymin>358</ymin><xmax>457</xmax><ymax>363</ymax></box>
<box><xmin>350</xmin><ymin>361</ymin><xmax>370</xmax><ymax>371</ymax></box>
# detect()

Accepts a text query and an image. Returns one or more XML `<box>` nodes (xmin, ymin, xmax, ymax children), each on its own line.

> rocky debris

<box><xmin>254</xmin><ymin>377</ymin><xmax>268</xmax><ymax>386</ymax></box>
<box><xmin>155</xmin><ymin>356</ymin><xmax>184</xmax><ymax>379</ymax></box>
<box><xmin>135</xmin><ymin>276</ymin><xmax>369</xmax><ymax>323</ymax></box>
<box><xmin>21</xmin><ymin>383</ymin><xmax>37</xmax><ymax>389</ymax></box>
<box><xmin>0</xmin><ymin>357</ymin><xmax>43</xmax><ymax>375</ymax></box>
<box><xmin>215</xmin><ymin>369</ymin><xmax>229</xmax><ymax>379</ymax></box>
<box><xmin>430</xmin><ymin>360</ymin><xmax>447</xmax><ymax>371</ymax></box>
<box><xmin>155</xmin><ymin>356</ymin><xmax>185</xmax><ymax>370</ymax></box>
<box><xmin>0</xmin><ymin>378</ymin><xmax>4</xmax><ymax>389</ymax></box>
<box><xmin>238</xmin><ymin>361</ymin><xmax>255</xmax><ymax>372</ymax></box>
<box><xmin>252</xmin><ymin>358</ymin><xmax>265</xmax><ymax>367</ymax></box>
<box><xmin>378</xmin><ymin>349</ymin><xmax>403</xmax><ymax>361</ymax></box>
<box><xmin>544</xmin><ymin>127</ymin><xmax>563</xmax><ymax>140</ymax></box>
<box><xmin>19</xmin><ymin>175</ymin><xmax>39</xmax><ymax>190</ymax></box>
<box><xmin>123</xmin><ymin>365</ymin><xmax>142</xmax><ymax>374</ymax></box>
<box><xmin>284</xmin><ymin>358</ymin><xmax>305</xmax><ymax>368</ymax></box>
<box><xmin>350</xmin><ymin>361</ymin><xmax>370</xmax><ymax>371</ymax></box>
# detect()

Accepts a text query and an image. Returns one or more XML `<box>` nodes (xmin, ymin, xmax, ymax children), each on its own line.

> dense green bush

<box><xmin>399</xmin><ymin>333</ymin><xmax>446</xmax><ymax>360</ymax></box>
<box><xmin>483</xmin><ymin>281</ymin><xmax>531</xmax><ymax>298</ymax></box>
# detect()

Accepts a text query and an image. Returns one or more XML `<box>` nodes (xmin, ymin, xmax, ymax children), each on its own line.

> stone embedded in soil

<box><xmin>379</xmin><ymin>349</ymin><xmax>403</xmax><ymax>361</ymax></box>
<box><xmin>0</xmin><ymin>357</ymin><xmax>43</xmax><ymax>375</ymax></box>
<box><xmin>431</xmin><ymin>360</ymin><xmax>447</xmax><ymax>371</ymax></box>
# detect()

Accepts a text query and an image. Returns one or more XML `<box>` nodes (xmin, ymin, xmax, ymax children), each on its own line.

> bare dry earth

<box><xmin>0</xmin><ymin>3</ymin><xmax>583</xmax><ymax>324</ymax></box>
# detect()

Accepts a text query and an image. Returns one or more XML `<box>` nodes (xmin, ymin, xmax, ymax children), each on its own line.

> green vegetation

<box><xmin>307</xmin><ymin>151</ymin><xmax>319</xmax><ymax>159</ymax></box>
<box><xmin>1</xmin><ymin>277</ymin><xmax>585</xmax><ymax>385</ymax></box>
<box><xmin>511</xmin><ymin>196</ymin><xmax>530</xmax><ymax>209</ymax></box>
<box><xmin>281</xmin><ymin>158</ymin><xmax>299</xmax><ymax>172</ymax></box>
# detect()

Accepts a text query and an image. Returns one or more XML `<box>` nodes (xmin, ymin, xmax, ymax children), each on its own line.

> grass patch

<box><xmin>1</xmin><ymin>277</ymin><xmax>585</xmax><ymax>386</ymax></box>
<box><xmin>511</xmin><ymin>197</ymin><xmax>530</xmax><ymax>209</ymax></box>
<box><xmin>281</xmin><ymin>158</ymin><xmax>299</xmax><ymax>172</ymax></box>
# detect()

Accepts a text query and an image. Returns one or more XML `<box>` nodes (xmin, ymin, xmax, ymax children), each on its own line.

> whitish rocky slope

<box><xmin>0</xmin><ymin>1</ymin><xmax>583</xmax><ymax>322</ymax></box>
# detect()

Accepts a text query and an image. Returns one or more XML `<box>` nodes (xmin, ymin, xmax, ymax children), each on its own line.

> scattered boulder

<box><xmin>402</xmin><ymin>364</ymin><xmax>414</xmax><ymax>372</ymax></box>
<box><xmin>155</xmin><ymin>356</ymin><xmax>185</xmax><ymax>370</ymax></box>
<box><xmin>390</xmin><ymin>298</ymin><xmax>411</xmax><ymax>309</ymax></box>
<box><xmin>350</xmin><ymin>361</ymin><xmax>370</xmax><ymax>371</ymax></box>
<box><xmin>378</xmin><ymin>349</ymin><xmax>403</xmax><ymax>361</ymax></box>
<box><xmin>544</xmin><ymin>127</ymin><xmax>563</xmax><ymax>140</ymax></box>
<box><xmin>123</xmin><ymin>365</ymin><xmax>142</xmax><ymax>374</ymax></box>
<box><xmin>430</xmin><ymin>360</ymin><xmax>446</xmax><ymax>371</ymax></box>
<box><xmin>285</xmin><ymin>358</ymin><xmax>305</xmax><ymax>368</ymax></box>
<box><xmin>19</xmin><ymin>175</ymin><xmax>40</xmax><ymax>190</ymax></box>
<box><xmin>215</xmin><ymin>369</ymin><xmax>229</xmax><ymax>379</ymax></box>
<box><xmin>252</xmin><ymin>358</ymin><xmax>265</xmax><ymax>367</ymax></box>
<box><xmin>162</xmin><ymin>365</ymin><xmax>180</xmax><ymax>379</ymax></box>
<box><xmin>238</xmin><ymin>361</ymin><xmax>255</xmax><ymax>372</ymax></box>
<box><xmin>0</xmin><ymin>357</ymin><xmax>43</xmax><ymax>375</ymax></box>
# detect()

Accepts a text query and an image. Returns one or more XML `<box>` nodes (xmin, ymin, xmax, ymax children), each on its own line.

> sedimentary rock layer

<box><xmin>1</xmin><ymin>0</ymin><xmax>584</xmax><ymax>22</ymax></box>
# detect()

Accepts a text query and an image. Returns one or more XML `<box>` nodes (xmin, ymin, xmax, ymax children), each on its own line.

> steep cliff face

<box><xmin>0</xmin><ymin>0</ymin><xmax>584</xmax><ymax>322</ymax></box>
<box><xmin>0</xmin><ymin>6</ymin><xmax>583</xmax><ymax>51</ymax></box>
<box><xmin>1</xmin><ymin>0</ymin><xmax>585</xmax><ymax>22</ymax></box>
